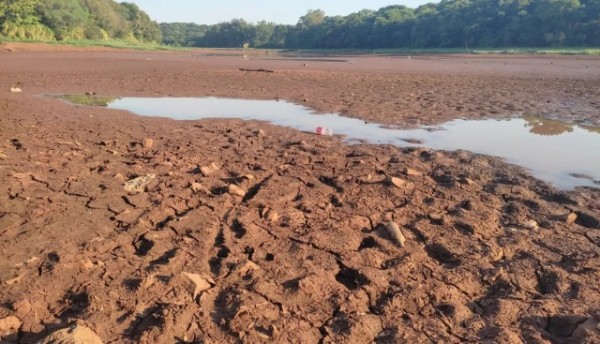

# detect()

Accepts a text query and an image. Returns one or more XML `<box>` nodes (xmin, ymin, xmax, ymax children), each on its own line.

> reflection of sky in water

<box><xmin>108</xmin><ymin>97</ymin><xmax>600</xmax><ymax>190</ymax></box>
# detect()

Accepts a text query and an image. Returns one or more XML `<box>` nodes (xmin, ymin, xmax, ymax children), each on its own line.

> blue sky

<box><xmin>126</xmin><ymin>1</ymin><xmax>438</xmax><ymax>25</ymax></box>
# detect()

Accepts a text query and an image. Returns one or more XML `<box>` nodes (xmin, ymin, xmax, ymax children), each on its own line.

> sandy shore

<box><xmin>0</xmin><ymin>46</ymin><xmax>599</xmax><ymax>343</ymax></box>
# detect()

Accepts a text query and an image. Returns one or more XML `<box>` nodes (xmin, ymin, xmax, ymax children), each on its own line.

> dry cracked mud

<box><xmin>0</xmin><ymin>44</ymin><xmax>599</xmax><ymax>343</ymax></box>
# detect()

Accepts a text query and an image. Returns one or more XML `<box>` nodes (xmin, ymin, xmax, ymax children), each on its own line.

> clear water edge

<box><xmin>78</xmin><ymin>96</ymin><xmax>599</xmax><ymax>190</ymax></box>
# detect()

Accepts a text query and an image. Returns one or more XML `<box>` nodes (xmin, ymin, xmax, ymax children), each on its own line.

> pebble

<box><xmin>385</xmin><ymin>221</ymin><xmax>407</xmax><ymax>247</ymax></box>
<box><xmin>37</xmin><ymin>325</ymin><xmax>104</xmax><ymax>344</ymax></box>
<box><xmin>228</xmin><ymin>184</ymin><xmax>246</xmax><ymax>197</ymax></box>
<box><xmin>9</xmin><ymin>87</ymin><xmax>22</xmax><ymax>93</ymax></box>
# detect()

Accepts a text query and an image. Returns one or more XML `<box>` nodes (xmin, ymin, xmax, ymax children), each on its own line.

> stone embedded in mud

<box><xmin>143</xmin><ymin>138</ymin><xmax>154</xmax><ymax>148</ymax></box>
<box><xmin>36</xmin><ymin>325</ymin><xmax>103</xmax><ymax>344</ymax></box>
<box><xmin>228</xmin><ymin>184</ymin><xmax>246</xmax><ymax>197</ymax></box>
<box><xmin>385</xmin><ymin>221</ymin><xmax>407</xmax><ymax>247</ymax></box>
<box><xmin>9</xmin><ymin>87</ymin><xmax>22</xmax><ymax>93</ymax></box>
<box><xmin>200</xmin><ymin>162</ymin><xmax>220</xmax><ymax>177</ymax></box>
<box><xmin>124</xmin><ymin>174</ymin><xmax>156</xmax><ymax>193</ymax></box>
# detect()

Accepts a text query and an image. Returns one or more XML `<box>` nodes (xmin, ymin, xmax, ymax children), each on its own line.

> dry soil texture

<box><xmin>0</xmin><ymin>46</ymin><xmax>600</xmax><ymax>343</ymax></box>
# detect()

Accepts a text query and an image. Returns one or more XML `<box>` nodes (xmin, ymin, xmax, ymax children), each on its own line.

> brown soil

<box><xmin>1</xmin><ymin>45</ymin><xmax>599</xmax><ymax>343</ymax></box>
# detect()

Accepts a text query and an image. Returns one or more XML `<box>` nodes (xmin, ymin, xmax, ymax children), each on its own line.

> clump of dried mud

<box><xmin>0</xmin><ymin>48</ymin><xmax>599</xmax><ymax>343</ymax></box>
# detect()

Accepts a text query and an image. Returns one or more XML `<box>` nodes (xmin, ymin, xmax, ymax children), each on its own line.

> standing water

<box><xmin>97</xmin><ymin>96</ymin><xmax>599</xmax><ymax>190</ymax></box>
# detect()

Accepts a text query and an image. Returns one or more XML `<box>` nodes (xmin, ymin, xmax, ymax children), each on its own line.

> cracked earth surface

<box><xmin>0</xmin><ymin>45</ymin><xmax>599</xmax><ymax>343</ymax></box>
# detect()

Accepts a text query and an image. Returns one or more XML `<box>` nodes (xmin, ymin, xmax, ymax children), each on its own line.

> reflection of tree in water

<box><xmin>582</xmin><ymin>125</ymin><xmax>600</xmax><ymax>134</ymax></box>
<box><xmin>522</xmin><ymin>114</ymin><xmax>600</xmax><ymax>136</ymax></box>
<box><xmin>522</xmin><ymin>114</ymin><xmax>573</xmax><ymax>136</ymax></box>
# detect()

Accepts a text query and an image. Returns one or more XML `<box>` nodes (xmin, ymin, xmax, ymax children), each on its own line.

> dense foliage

<box><xmin>0</xmin><ymin>0</ymin><xmax>161</xmax><ymax>42</ymax></box>
<box><xmin>161</xmin><ymin>0</ymin><xmax>600</xmax><ymax>48</ymax></box>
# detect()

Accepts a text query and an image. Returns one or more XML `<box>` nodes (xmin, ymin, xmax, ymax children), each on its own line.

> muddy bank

<box><xmin>1</xmin><ymin>48</ymin><xmax>600</xmax><ymax>127</ymax></box>
<box><xmin>0</xmin><ymin>49</ymin><xmax>599</xmax><ymax>343</ymax></box>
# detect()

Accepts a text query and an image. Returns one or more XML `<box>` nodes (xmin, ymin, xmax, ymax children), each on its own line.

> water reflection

<box><xmin>99</xmin><ymin>96</ymin><xmax>600</xmax><ymax>190</ymax></box>
<box><xmin>523</xmin><ymin>114</ymin><xmax>574</xmax><ymax>136</ymax></box>
<box><xmin>523</xmin><ymin>114</ymin><xmax>600</xmax><ymax>136</ymax></box>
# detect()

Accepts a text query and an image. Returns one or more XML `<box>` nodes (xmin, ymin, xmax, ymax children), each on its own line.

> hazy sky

<box><xmin>126</xmin><ymin>1</ymin><xmax>438</xmax><ymax>25</ymax></box>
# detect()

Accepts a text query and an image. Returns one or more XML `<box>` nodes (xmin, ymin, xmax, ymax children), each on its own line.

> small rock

<box><xmin>261</xmin><ymin>208</ymin><xmax>279</xmax><ymax>223</ymax></box>
<box><xmin>143</xmin><ymin>138</ymin><xmax>154</xmax><ymax>148</ymax></box>
<box><xmin>385</xmin><ymin>221</ymin><xmax>406</xmax><ymax>247</ymax></box>
<box><xmin>386</xmin><ymin>176</ymin><xmax>411</xmax><ymax>189</ymax></box>
<box><xmin>565</xmin><ymin>213</ymin><xmax>578</xmax><ymax>224</ymax></box>
<box><xmin>182</xmin><ymin>272</ymin><xmax>215</xmax><ymax>301</ymax></box>
<box><xmin>200</xmin><ymin>162</ymin><xmax>220</xmax><ymax>177</ymax></box>
<box><xmin>190</xmin><ymin>182</ymin><xmax>210</xmax><ymax>194</ymax></box>
<box><xmin>228</xmin><ymin>184</ymin><xmax>246</xmax><ymax>197</ymax></box>
<box><xmin>0</xmin><ymin>316</ymin><xmax>21</xmax><ymax>335</ymax></box>
<box><xmin>9</xmin><ymin>87</ymin><xmax>22</xmax><ymax>93</ymax></box>
<box><xmin>521</xmin><ymin>220</ymin><xmax>539</xmax><ymax>230</ymax></box>
<box><xmin>37</xmin><ymin>325</ymin><xmax>104</xmax><ymax>344</ymax></box>
<box><xmin>459</xmin><ymin>177</ymin><xmax>474</xmax><ymax>185</ymax></box>
<box><xmin>124</xmin><ymin>174</ymin><xmax>156</xmax><ymax>193</ymax></box>
<box><xmin>254</xmin><ymin>129</ymin><xmax>266</xmax><ymax>138</ymax></box>
<box><xmin>403</xmin><ymin>167</ymin><xmax>422</xmax><ymax>176</ymax></box>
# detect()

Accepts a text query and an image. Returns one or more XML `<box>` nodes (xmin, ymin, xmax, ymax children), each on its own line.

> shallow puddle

<box><xmin>102</xmin><ymin>97</ymin><xmax>600</xmax><ymax>189</ymax></box>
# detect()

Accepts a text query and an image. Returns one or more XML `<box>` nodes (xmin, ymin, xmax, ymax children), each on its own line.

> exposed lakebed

<box><xmin>65</xmin><ymin>95</ymin><xmax>600</xmax><ymax>190</ymax></box>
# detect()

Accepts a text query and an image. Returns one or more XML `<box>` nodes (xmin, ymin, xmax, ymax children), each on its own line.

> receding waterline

<box><xmin>105</xmin><ymin>97</ymin><xmax>600</xmax><ymax>190</ymax></box>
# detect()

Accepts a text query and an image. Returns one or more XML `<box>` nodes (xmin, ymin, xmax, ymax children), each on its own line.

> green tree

<box><xmin>39</xmin><ymin>0</ymin><xmax>89</xmax><ymax>39</ymax></box>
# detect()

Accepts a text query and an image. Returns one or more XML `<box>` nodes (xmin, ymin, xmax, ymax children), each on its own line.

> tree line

<box><xmin>161</xmin><ymin>0</ymin><xmax>600</xmax><ymax>49</ymax></box>
<box><xmin>0</xmin><ymin>0</ymin><xmax>161</xmax><ymax>42</ymax></box>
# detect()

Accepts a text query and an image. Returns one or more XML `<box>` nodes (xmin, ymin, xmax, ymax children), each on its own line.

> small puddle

<box><xmin>69</xmin><ymin>96</ymin><xmax>600</xmax><ymax>190</ymax></box>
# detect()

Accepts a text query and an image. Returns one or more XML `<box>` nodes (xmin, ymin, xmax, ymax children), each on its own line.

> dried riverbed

<box><xmin>0</xmin><ymin>44</ymin><xmax>599</xmax><ymax>343</ymax></box>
